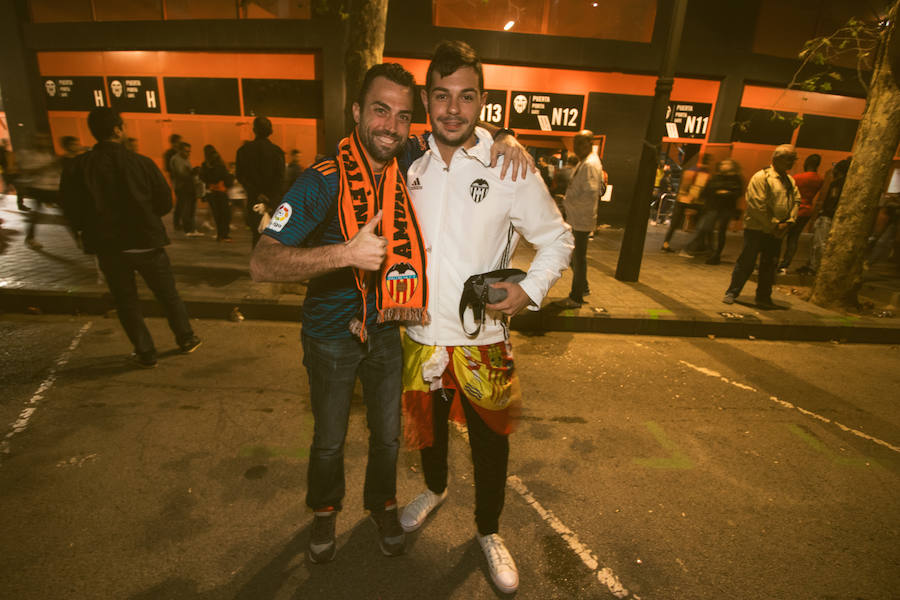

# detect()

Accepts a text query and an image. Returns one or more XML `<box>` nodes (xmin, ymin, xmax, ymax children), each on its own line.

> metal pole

<box><xmin>615</xmin><ymin>0</ymin><xmax>689</xmax><ymax>282</ymax></box>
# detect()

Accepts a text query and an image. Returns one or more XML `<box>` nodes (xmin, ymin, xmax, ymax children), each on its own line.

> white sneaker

<box><xmin>478</xmin><ymin>533</ymin><xmax>519</xmax><ymax>593</ymax></box>
<box><xmin>399</xmin><ymin>488</ymin><xmax>448</xmax><ymax>532</ymax></box>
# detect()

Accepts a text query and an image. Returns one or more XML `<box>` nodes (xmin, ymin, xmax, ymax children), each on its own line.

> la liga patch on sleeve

<box><xmin>267</xmin><ymin>203</ymin><xmax>292</xmax><ymax>232</ymax></box>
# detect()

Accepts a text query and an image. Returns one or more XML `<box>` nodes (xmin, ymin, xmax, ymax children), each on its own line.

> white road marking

<box><xmin>508</xmin><ymin>475</ymin><xmax>640</xmax><ymax>599</ymax></box>
<box><xmin>678</xmin><ymin>359</ymin><xmax>900</xmax><ymax>454</ymax></box>
<box><xmin>1</xmin><ymin>322</ymin><xmax>92</xmax><ymax>464</ymax></box>
<box><xmin>451</xmin><ymin>421</ymin><xmax>641</xmax><ymax>598</ymax></box>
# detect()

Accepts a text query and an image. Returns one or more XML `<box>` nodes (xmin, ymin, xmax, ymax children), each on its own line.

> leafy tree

<box><xmin>315</xmin><ymin>0</ymin><xmax>390</xmax><ymax>131</ymax></box>
<box><xmin>796</xmin><ymin>1</ymin><xmax>900</xmax><ymax>309</ymax></box>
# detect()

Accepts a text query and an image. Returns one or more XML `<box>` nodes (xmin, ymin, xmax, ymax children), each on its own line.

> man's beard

<box><xmin>358</xmin><ymin>125</ymin><xmax>403</xmax><ymax>164</ymax></box>
<box><xmin>431</xmin><ymin>116</ymin><xmax>477</xmax><ymax>150</ymax></box>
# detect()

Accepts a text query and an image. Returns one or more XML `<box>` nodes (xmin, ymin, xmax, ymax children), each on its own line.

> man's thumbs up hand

<box><xmin>345</xmin><ymin>210</ymin><xmax>387</xmax><ymax>271</ymax></box>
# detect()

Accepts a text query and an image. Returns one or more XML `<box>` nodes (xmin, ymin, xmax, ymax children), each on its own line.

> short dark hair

<box><xmin>425</xmin><ymin>40</ymin><xmax>483</xmax><ymax>93</ymax></box>
<box><xmin>60</xmin><ymin>135</ymin><xmax>78</xmax><ymax>149</ymax></box>
<box><xmin>804</xmin><ymin>154</ymin><xmax>821</xmax><ymax>171</ymax></box>
<box><xmin>169</xmin><ymin>133</ymin><xmax>182</xmax><ymax>144</ymax></box>
<box><xmin>253</xmin><ymin>116</ymin><xmax>273</xmax><ymax>138</ymax></box>
<box><xmin>178</xmin><ymin>141</ymin><xmax>191</xmax><ymax>151</ymax></box>
<box><xmin>87</xmin><ymin>107</ymin><xmax>123</xmax><ymax>142</ymax></box>
<box><xmin>356</xmin><ymin>62</ymin><xmax>416</xmax><ymax>106</ymax></box>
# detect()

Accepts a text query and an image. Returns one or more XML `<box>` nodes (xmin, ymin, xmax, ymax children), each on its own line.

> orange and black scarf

<box><xmin>337</xmin><ymin>130</ymin><xmax>429</xmax><ymax>341</ymax></box>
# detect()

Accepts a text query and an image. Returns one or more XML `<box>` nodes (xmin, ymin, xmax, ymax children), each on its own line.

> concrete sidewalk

<box><xmin>2</xmin><ymin>194</ymin><xmax>898</xmax><ymax>343</ymax></box>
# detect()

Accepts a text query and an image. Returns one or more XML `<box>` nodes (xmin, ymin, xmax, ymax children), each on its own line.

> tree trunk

<box><xmin>810</xmin><ymin>2</ymin><xmax>900</xmax><ymax>309</ymax></box>
<box><xmin>343</xmin><ymin>0</ymin><xmax>389</xmax><ymax>130</ymax></box>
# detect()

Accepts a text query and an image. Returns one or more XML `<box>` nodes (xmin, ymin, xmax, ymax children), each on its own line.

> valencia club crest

<box><xmin>385</xmin><ymin>263</ymin><xmax>419</xmax><ymax>305</ymax></box>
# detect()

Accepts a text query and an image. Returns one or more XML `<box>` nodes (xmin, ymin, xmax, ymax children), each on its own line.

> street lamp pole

<box><xmin>615</xmin><ymin>0</ymin><xmax>689</xmax><ymax>282</ymax></box>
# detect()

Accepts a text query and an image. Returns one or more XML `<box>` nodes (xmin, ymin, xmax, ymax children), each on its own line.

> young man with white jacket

<box><xmin>399</xmin><ymin>41</ymin><xmax>573</xmax><ymax>594</ymax></box>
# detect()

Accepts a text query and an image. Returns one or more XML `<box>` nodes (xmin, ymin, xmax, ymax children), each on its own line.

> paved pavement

<box><xmin>1</xmin><ymin>194</ymin><xmax>899</xmax><ymax>343</ymax></box>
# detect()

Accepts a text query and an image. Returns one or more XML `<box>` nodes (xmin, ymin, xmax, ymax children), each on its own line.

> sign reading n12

<box><xmin>107</xmin><ymin>76</ymin><xmax>160</xmax><ymax>113</ymax></box>
<box><xmin>665</xmin><ymin>102</ymin><xmax>711</xmax><ymax>139</ymax></box>
<box><xmin>478</xmin><ymin>90</ymin><xmax>508</xmax><ymax>125</ymax></box>
<box><xmin>508</xmin><ymin>92</ymin><xmax>584</xmax><ymax>132</ymax></box>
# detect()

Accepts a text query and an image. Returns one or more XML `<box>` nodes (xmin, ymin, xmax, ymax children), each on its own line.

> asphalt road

<box><xmin>1</xmin><ymin>314</ymin><xmax>898</xmax><ymax>600</ymax></box>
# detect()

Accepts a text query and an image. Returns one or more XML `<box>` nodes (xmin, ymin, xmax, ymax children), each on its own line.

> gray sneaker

<box><xmin>722</xmin><ymin>293</ymin><xmax>735</xmax><ymax>305</ymax></box>
<box><xmin>308</xmin><ymin>509</ymin><xmax>337</xmax><ymax>563</ymax></box>
<box><xmin>370</xmin><ymin>503</ymin><xmax>405</xmax><ymax>556</ymax></box>
<box><xmin>400</xmin><ymin>488</ymin><xmax>448</xmax><ymax>532</ymax></box>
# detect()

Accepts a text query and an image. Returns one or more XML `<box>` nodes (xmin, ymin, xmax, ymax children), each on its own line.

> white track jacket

<box><xmin>405</xmin><ymin>127</ymin><xmax>574</xmax><ymax>347</ymax></box>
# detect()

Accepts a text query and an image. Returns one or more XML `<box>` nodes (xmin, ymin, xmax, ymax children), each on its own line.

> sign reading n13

<box><xmin>664</xmin><ymin>102</ymin><xmax>712</xmax><ymax>139</ymax></box>
<box><xmin>508</xmin><ymin>92</ymin><xmax>584</xmax><ymax>132</ymax></box>
<box><xmin>478</xmin><ymin>90</ymin><xmax>508</xmax><ymax>125</ymax></box>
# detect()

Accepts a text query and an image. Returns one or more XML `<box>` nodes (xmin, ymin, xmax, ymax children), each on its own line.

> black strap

<box><xmin>461</xmin><ymin>225</ymin><xmax>518</xmax><ymax>337</ymax></box>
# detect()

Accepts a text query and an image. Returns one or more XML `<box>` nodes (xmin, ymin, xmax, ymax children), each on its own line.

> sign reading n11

<box><xmin>508</xmin><ymin>92</ymin><xmax>584</xmax><ymax>132</ymax></box>
<box><xmin>664</xmin><ymin>102</ymin><xmax>711</xmax><ymax>139</ymax></box>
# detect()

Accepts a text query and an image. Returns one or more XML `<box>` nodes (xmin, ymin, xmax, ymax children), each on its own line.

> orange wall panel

<box><xmin>38</xmin><ymin>51</ymin><xmax>317</xmax><ymax>80</ymax></box>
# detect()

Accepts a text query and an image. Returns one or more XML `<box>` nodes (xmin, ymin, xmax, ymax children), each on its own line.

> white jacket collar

<box><xmin>426</xmin><ymin>126</ymin><xmax>493</xmax><ymax>167</ymax></box>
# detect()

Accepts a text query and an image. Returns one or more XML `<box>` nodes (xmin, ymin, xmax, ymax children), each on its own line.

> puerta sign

<box><xmin>42</xmin><ymin>77</ymin><xmax>106</xmax><ymax>111</ymax></box>
<box><xmin>508</xmin><ymin>91</ymin><xmax>584</xmax><ymax>132</ymax></box>
<box><xmin>664</xmin><ymin>102</ymin><xmax>711</xmax><ymax>139</ymax></box>
<box><xmin>478</xmin><ymin>90</ymin><xmax>508</xmax><ymax>126</ymax></box>
<box><xmin>107</xmin><ymin>77</ymin><xmax>161</xmax><ymax>113</ymax></box>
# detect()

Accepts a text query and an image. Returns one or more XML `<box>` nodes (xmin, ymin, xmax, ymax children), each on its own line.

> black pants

<box><xmin>174</xmin><ymin>189</ymin><xmax>196</xmax><ymax>233</ymax></box>
<box><xmin>245</xmin><ymin>200</ymin><xmax>264</xmax><ymax>248</ymax></box>
<box><xmin>97</xmin><ymin>248</ymin><xmax>194</xmax><ymax>356</ymax></box>
<box><xmin>568</xmin><ymin>230</ymin><xmax>590</xmax><ymax>303</ymax></box>
<box><xmin>421</xmin><ymin>388</ymin><xmax>509</xmax><ymax>536</ymax></box>
<box><xmin>726</xmin><ymin>229</ymin><xmax>782</xmax><ymax>301</ymax></box>
<box><xmin>687</xmin><ymin>208</ymin><xmax>732</xmax><ymax>257</ymax></box>
<box><xmin>779</xmin><ymin>215</ymin><xmax>810</xmax><ymax>270</ymax></box>
<box><xmin>23</xmin><ymin>188</ymin><xmax>58</xmax><ymax>240</ymax></box>
<box><xmin>664</xmin><ymin>202</ymin><xmax>698</xmax><ymax>244</ymax></box>
<box><xmin>207</xmin><ymin>192</ymin><xmax>231</xmax><ymax>240</ymax></box>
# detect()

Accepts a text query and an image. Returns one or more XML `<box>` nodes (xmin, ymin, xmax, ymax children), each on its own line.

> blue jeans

<box><xmin>301</xmin><ymin>327</ymin><xmax>402</xmax><ymax>512</ymax></box>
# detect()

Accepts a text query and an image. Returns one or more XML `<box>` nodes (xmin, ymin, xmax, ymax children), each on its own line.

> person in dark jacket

<box><xmin>682</xmin><ymin>159</ymin><xmax>744</xmax><ymax>264</ymax></box>
<box><xmin>236</xmin><ymin>116</ymin><xmax>285</xmax><ymax>247</ymax></box>
<box><xmin>199</xmin><ymin>144</ymin><xmax>233</xmax><ymax>242</ymax></box>
<box><xmin>61</xmin><ymin>107</ymin><xmax>201</xmax><ymax>368</ymax></box>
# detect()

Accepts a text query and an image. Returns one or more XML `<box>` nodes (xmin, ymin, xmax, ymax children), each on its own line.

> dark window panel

<box><xmin>165</xmin><ymin>0</ymin><xmax>238</xmax><ymax>19</ymax></box>
<box><xmin>30</xmin><ymin>0</ymin><xmax>93</xmax><ymax>22</ymax></box>
<box><xmin>164</xmin><ymin>77</ymin><xmax>240</xmax><ymax>116</ymax></box>
<box><xmin>796</xmin><ymin>113</ymin><xmax>859</xmax><ymax>151</ymax></box>
<box><xmin>93</xmin><ymin>0</ymin><xmax>162</xmax><ymax>21</ymax></box>
<box><xmin>731</xmin><ymin>107</ymin><xmax>797</xmax><ymax>145</ymax></box>
<box><xmin>241</xmin><ymin>79</ymin><xmax>321</xmax><ymax>118</ymax></box>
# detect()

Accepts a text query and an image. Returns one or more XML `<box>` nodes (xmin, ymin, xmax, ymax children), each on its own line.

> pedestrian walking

<box><xmin>199</xmin><ymin>144</ymin><xmax>233</xmax><ymax>242</ymax></box>
<box><xmin>681</xmin><ymin>159</ymin><xmax>743</xmax><ymax>264</ymax></box>
<box><xmin>60</xmin><ymin>107</ymin><xmax>200</xmax><ymax>368</ymax></box>
<box><xmin>17</xmin><ymin>133</ymin><xmax>61</xmax><ymax>250</ymax></box>
<box><xmin>723</xmin><ymin>145</ymin><xmax>800</xmax><ymax>309</ymax></box>
<box><xmin>169</xmin><ymin>142</ymin><xmax>202</xmax><ymax>236</ymax></box>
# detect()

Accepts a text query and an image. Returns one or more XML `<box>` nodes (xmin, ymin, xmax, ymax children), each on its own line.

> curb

<box><xmin>3</xmin><ymin>288</ymin><xmax>899</xmax><ymax>344</ymax></box>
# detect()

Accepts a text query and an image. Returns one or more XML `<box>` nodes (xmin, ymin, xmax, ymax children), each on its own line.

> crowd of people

<box><xmin>0</xmin><ymin>118</ymin><xmax>308</xmax><ymax>250</ymax></box>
